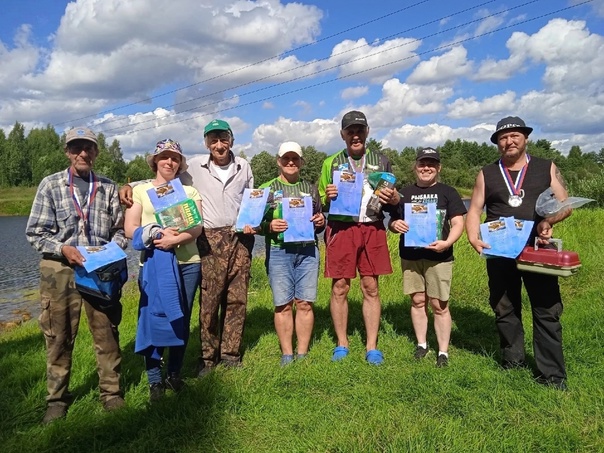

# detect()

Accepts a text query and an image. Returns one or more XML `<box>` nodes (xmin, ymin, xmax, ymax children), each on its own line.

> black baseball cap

<box><xmin>490</xmin><ymin>116</ymin><xmax>533</xmax><ymax>144</ymax></box>
<box><xmin>416</xmin><ymin>147</ymin><xmax>440</xmax><ymax>162</ymax></box>
<box><xmin>341</xmin><ymin>110</ymin><xmax>368</xmax><ymax>129</ymax></box>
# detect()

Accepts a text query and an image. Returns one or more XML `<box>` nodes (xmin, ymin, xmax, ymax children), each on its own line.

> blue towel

<box><xmin>132</xmin><ymin>225</ymin><xmax>185</xmax><ymax>359</ymax></box>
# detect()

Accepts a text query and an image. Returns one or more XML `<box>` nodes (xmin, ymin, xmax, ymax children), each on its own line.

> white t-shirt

<box><xmin>211</xmin><ymin>161</ymin><xmax>234</xmax><ymax>184</ymax></box>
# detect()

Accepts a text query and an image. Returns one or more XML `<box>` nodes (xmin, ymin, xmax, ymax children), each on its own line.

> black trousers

<box><xmin>486</xmin><ymin>258</ymin><xmax>566</xmax><ymax>382</ymax></box>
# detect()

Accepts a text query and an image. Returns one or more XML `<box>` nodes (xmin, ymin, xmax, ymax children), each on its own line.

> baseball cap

<box><xmin>203</xmin><ymin>119</ymin><xmax>233</xmax><ymax>137</ymax></box>
<box><xmin>65</xmin><ymin>127</ymin><xmax>98</xmax><ymax>145</ymax></box>
<box><xmin>490</xmin><ymin>116</ymin><xmax>533</xmax><ymax>144</ymax></box>
<box><xmin>146</xmin><ymin>138</ymin><xmax>188</xmax><ymax>173</ymax></box>
<box><xmin>341</xmin><ymin>110</ymin><xmax>368</xmax><ymax>130</ymax></box>
<box><xmin>416</xmin><ymin>147</ymin><xmax>440</xmax><ymax>162</ymax></box>
<box><xmin>278</xmin><ymin>141</ymin><xmax>303</xmax><ymax>158</ymax></box>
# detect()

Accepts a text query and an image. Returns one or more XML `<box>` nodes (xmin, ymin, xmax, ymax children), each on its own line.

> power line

<box><xmin>101</xmin><ymin>0</ymin><xmax>593</xmax><ymax>139</ymax></box>
<box><xmin>93</xmin><ymin>0</ymin><xmax>500</xmax><ymax>130</ymax></box>
<box><xmin>98</xmin><ymin>0</ymin><xmax>537</xmax><ymax>134</ymax></box>
<box><xmin>55</xmin><ymin>0</ymin><xmax>436</xmax><ymax>126</ymax></box>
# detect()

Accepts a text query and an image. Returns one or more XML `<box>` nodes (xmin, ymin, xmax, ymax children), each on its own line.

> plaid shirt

<box><xmin>26</xmin><ymin>169</ymin><xmax>127</xmax><ymax>257</ymax></box>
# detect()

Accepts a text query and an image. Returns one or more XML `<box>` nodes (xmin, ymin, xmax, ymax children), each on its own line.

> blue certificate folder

<box><xmin>235</xmin><ymin>188</ymin><xmax>270</xmax><ymax>231</ymax></box>
<box><xmin>480</xmin><ymin>217</ymin><xmax>534</xmax><ymax>259</ymax></box>
<box><xmin>329</xmin><ymin>171</ymin><xmax>364</xmax><ymax>217</ymax></box>
<box><xmin>283</xmin><ymin>196</ymin><xmax>315</xmax><ymax>243</ymax></box>
<box><xmin>404</xmin><ymin>202</ymin><xmax>437</xmax><ymax>247</ymax></box>
<box><xmin>146</xmin><ymin>178</ymin><xmax>188</xmax><ymax>211</ymax></box>
<box><xmin>76</xmin><ymin>241</ymin><xmax>127</xmax><ymax>273</ymax></box>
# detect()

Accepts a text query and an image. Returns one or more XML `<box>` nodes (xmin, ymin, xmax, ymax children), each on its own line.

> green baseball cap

<box><xmin>203</xmin><ymin>119</ymin><xmax>233</xmax><ymax>137</ymax></box>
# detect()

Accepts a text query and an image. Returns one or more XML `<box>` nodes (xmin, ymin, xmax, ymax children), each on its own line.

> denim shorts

<box><xmin>266</xmin><ymin>244</ymin><xmax>319</xmax><ymax>306</ymax></box>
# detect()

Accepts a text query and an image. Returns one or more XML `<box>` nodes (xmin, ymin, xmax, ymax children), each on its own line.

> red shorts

<box><xmin>324</xmin><ymin>220</ymin><xmax>392</xmax><ymax>279</ymax></box>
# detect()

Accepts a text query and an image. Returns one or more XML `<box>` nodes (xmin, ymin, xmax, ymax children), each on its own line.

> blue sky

<box><xmin>0</xmin><ymin>0</ymin><xmax>603</xmax><ymax>160</ymax></box>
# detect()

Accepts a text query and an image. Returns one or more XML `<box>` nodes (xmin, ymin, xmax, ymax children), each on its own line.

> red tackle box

<box><xmin>516</xmin><ymin>238</ymin><xmax>581</xmax><ymax>277</ymax></box>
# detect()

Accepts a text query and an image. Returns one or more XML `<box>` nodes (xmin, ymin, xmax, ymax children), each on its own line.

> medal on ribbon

<box><xmin>499</xmin><ymin>155</ymin><xmax>530</xmax><ymax>207</ymax></box>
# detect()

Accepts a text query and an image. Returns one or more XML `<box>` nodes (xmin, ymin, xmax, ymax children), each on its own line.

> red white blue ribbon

<box><xmin>499</xmin><ymin>154</ymin><xmax>530</xmax><ymax>198</ymax></box>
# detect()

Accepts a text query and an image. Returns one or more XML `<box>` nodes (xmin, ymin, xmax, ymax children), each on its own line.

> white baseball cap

<box><xmin>278</xmin><ymin>141</ymin><xmax>303</xmax><ymax>158</ymax></box>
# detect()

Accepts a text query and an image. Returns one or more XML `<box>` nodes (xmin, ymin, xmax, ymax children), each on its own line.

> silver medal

<box><xmin>508</xmin><ymin>195</ymin><xmax>522</xmax><ymax>207</ymax></box>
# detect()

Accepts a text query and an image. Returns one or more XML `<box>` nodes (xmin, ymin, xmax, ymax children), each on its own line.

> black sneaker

<box><xmin>414</xmin><ymin>345</ymin><xmax>429</xmax><ymax>360</ymax></box>
<box><xmin>164</xmin><ymin>373</ymin><xmax>185</xmax><ymax>392</ymax></box>
<box><xmin>149</xmin><ymin>383</ymin><xmax>165</xmax><ymax>402</ymax></box>
<box><xmin>436</xmin><ymin>354</ymin><xmax>449</xmax><ymax>368</ymax></box>
<box><xmin>536</xmin><ymin>376</ymin><xmax>568</xmax><ymax>391</ymax></box>
<box><xmin>502</xmin><ymin>360</ymin><xmax>527</xmax><ymax>370</ymax></box>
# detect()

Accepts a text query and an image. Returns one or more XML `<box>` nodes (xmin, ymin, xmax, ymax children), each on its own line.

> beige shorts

<box><xmin>402</xmin><ymin>259</ymin><xmax>453</xmax><ymax>301</ymax></box>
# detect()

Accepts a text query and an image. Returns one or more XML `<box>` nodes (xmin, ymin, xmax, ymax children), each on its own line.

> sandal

<box><xmin>366</xmin><ymin>349</ymin><xmax>384</xmax><ymax>365</ymax></box>
<box><xmin>332</xmin><ymin>346</ymin><xmax>349</xmax><ymax>362</ymax></box>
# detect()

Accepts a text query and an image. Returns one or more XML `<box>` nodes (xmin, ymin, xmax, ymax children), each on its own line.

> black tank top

<box><xmin>483</xmin><ymin>155</ymin><xmax>552</xmax><ymax>224</ymax></box>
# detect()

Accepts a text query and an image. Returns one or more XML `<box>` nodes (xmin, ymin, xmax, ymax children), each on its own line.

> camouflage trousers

<box><xmin>198</xmin><ymin>227</ymin><xmax>253</xmax><ymax>367</ymax></box>
<box><xmin>39</xmin><ymin>259</ymin><xmax>122</xmax><ymax>407</ymax></box>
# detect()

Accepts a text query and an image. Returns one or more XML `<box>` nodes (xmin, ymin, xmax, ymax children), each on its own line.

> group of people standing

<box><xmin>25</xmin><ymin>111</ymin><xmax>572</xmax><ymax>424</ymax></box>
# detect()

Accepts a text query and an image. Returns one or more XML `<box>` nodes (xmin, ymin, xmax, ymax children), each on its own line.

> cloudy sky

<box><xmin>1</xmin><ymin>0</ymin><xmax>603</xmax><ymax>160</ymax></box>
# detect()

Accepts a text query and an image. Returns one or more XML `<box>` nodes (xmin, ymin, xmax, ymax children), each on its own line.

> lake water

<box><xmin>0</xmin><ymin>216</ymin><xmax>269</xmax><ymax>324</ymax></box>
<box><xmin>0</xmin><ymin>204</ymin><xmax>466</xmax><ymax>324</ymax></box>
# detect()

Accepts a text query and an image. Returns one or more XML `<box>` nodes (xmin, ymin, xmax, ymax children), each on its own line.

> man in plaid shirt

<box><xmin>25</xmin><ymin>127</ymin><xmax>127</xmax><ymax>424</ymax></box>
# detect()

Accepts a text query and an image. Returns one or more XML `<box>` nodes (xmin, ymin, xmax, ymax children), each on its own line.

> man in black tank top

<box><xmin>466</xmin><ymin>116</ymin><xmax>572</xmax><ymax>390</ymax></box>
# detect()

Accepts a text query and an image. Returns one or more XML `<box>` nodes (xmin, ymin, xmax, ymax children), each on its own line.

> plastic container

<box><xmin>516</xmin><ymin>238</ymin><xmax>581</xmax><ymax>277</ymax></box>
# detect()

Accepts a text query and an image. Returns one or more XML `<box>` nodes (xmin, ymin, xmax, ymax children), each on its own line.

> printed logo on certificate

<box><xmin>283</xmin><ymin>196</ymin><xmax>314</xmax><ymax>243</ymax></box>
<box><xmin>404</xmin><ymin>202</ymin><xmax>437</xmax><ymax>248</ymax></box>
<box><xmin>329</xmin><ymin>170</ymin><xmax>363</xmax><ymax>217</ymax></box>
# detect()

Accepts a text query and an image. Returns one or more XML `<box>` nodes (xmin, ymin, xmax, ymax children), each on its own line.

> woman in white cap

<box><xmin>124</xmin><ymin>139</ymin><xmax>202</xmax><ymax>400</ymax></box>
<box><xmin>259</xmin><ymin>141</ymin><xmax>325</xmax><ymax>366</ymax></box>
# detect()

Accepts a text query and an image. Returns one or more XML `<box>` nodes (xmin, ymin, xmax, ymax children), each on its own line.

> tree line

<box><xmin>1</xmin><ymin>121</ymin><xmax>603</xmax><ymax>206</ymax></box>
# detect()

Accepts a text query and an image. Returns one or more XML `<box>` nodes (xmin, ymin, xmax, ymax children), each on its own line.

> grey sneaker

<box><xmin>436</xmin><ymin>354</ymin><xmax>449</xmax><ymax>368</ymax></box>
<box><xmin>414</xmin><ymin>345</ymin><xmax>429</xmax><ymax>360</ymax></box>
<box><xmin>280</xmin><ymin>354</ymin><xmax>294</xmax><ymax>366</ymax></box>
<box><xmin>42</xmin><ymin>405</ymin><xmax>67</xmax><ymax>424</ymax></box>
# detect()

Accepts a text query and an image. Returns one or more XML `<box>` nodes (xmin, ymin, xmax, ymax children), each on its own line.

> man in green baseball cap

<box><xmin>203</xmin><ymin>119</ymin><xmax>233</xmax><ymax>137</ymax></box>
<box><xmin>119</xmin><ymin>118</ymin><xmax>255</xmax><ymax>376</ymax></box>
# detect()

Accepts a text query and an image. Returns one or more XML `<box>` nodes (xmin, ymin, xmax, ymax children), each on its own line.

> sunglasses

<box><xmin>68</xmin><ymin>144</ymin><xmax>96</xmax><ymax>154</ymax></box>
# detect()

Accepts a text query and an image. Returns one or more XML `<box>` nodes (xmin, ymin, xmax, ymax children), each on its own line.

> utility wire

<box><xmin>101</xmin><ymin>0</ymin><xmax>593</xmax><ymax>139</ymax></box>
<box><xmin>93</xmin><ymin>0</ymin><xmax>500</xmax><ymax>130</ymax></box>
<box><xmin>98</xmin><ymin>0</ymin><xmax>538</xmax><ymax>134</ymax></box>
<box><xmin>55</xmin><ymin>0</ymin><xmax>436</xmax><ymax>126</ymax></box>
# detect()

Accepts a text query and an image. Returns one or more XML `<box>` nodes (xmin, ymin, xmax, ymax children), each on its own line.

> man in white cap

<box><xmin>466</xmin><ymin>116</ymin><xmax>572</xmax><ymax>390</ymax></box>
<box><xmin>26</xmin><ymin>127</ymin><xmax>127</xmax><ymax>423</ymax></box>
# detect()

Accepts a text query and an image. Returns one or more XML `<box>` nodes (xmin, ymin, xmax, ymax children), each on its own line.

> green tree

<box><xmin>106</xmin><ymin>139</ymin><xmax>127</xmax><ymax>183</ymax></box>
<box><xmin>0</xmin><ymin>129</ymin><xmax>7</xmax><ymax>187</ymax></box>
<box><xmin>367</xmin><ymin>137</ymin><xmax>383</xmax><ymax>153</ymax></box>
<box><xmin>250</xmin><ymin>151</ymin><xmax>278</xmax><ymax>187</ymax></box>
<box><xmin>27</xmin><ymin>125</ymin><xmax>65</xmax><ymax>184</ymax></box>
<box><xmin>300</xmin><ymin>145</ymin><xmax>326</xmax><ymax>184</ymax></box>
<box><xmin>5</xmin><ymin>122</ymin><xmax>30</xmax><ymax>186</ymax></box>
<box><xmin>125</xmin><ymin>155</ymin><xmax>154</xmax><ymax>182</ymax></box>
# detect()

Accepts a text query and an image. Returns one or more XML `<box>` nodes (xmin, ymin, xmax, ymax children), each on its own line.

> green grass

<box><xmin>0</xmin><ymin>186</ymin><xmax>37</xmax><ymax>216</ymax></box>
<box><xmin>1</xmin><ymin>209</ymin><xmax>604</xmax><ymax>452</ymax></box>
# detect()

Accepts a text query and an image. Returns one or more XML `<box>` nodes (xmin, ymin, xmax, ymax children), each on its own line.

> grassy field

<box><xmin>0</xmin><ymin>186</ymin><xmax>37</xmax><ymax>216</ymax></box>
<box><xmin>1</xmin><ymin>209</ymin><xmax>603</xmax><ymax>452</ymax></box>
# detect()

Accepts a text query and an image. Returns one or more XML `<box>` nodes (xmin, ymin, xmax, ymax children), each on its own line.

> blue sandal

<box><xmin>332</xmin><ymin>346</ymin><xmax>349</xmax><ymax>362</ymax></box>
<box><xmin>366</xmin><ymin>349</ymin><xmax>384</xmax><ymax>365</ymax></box>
